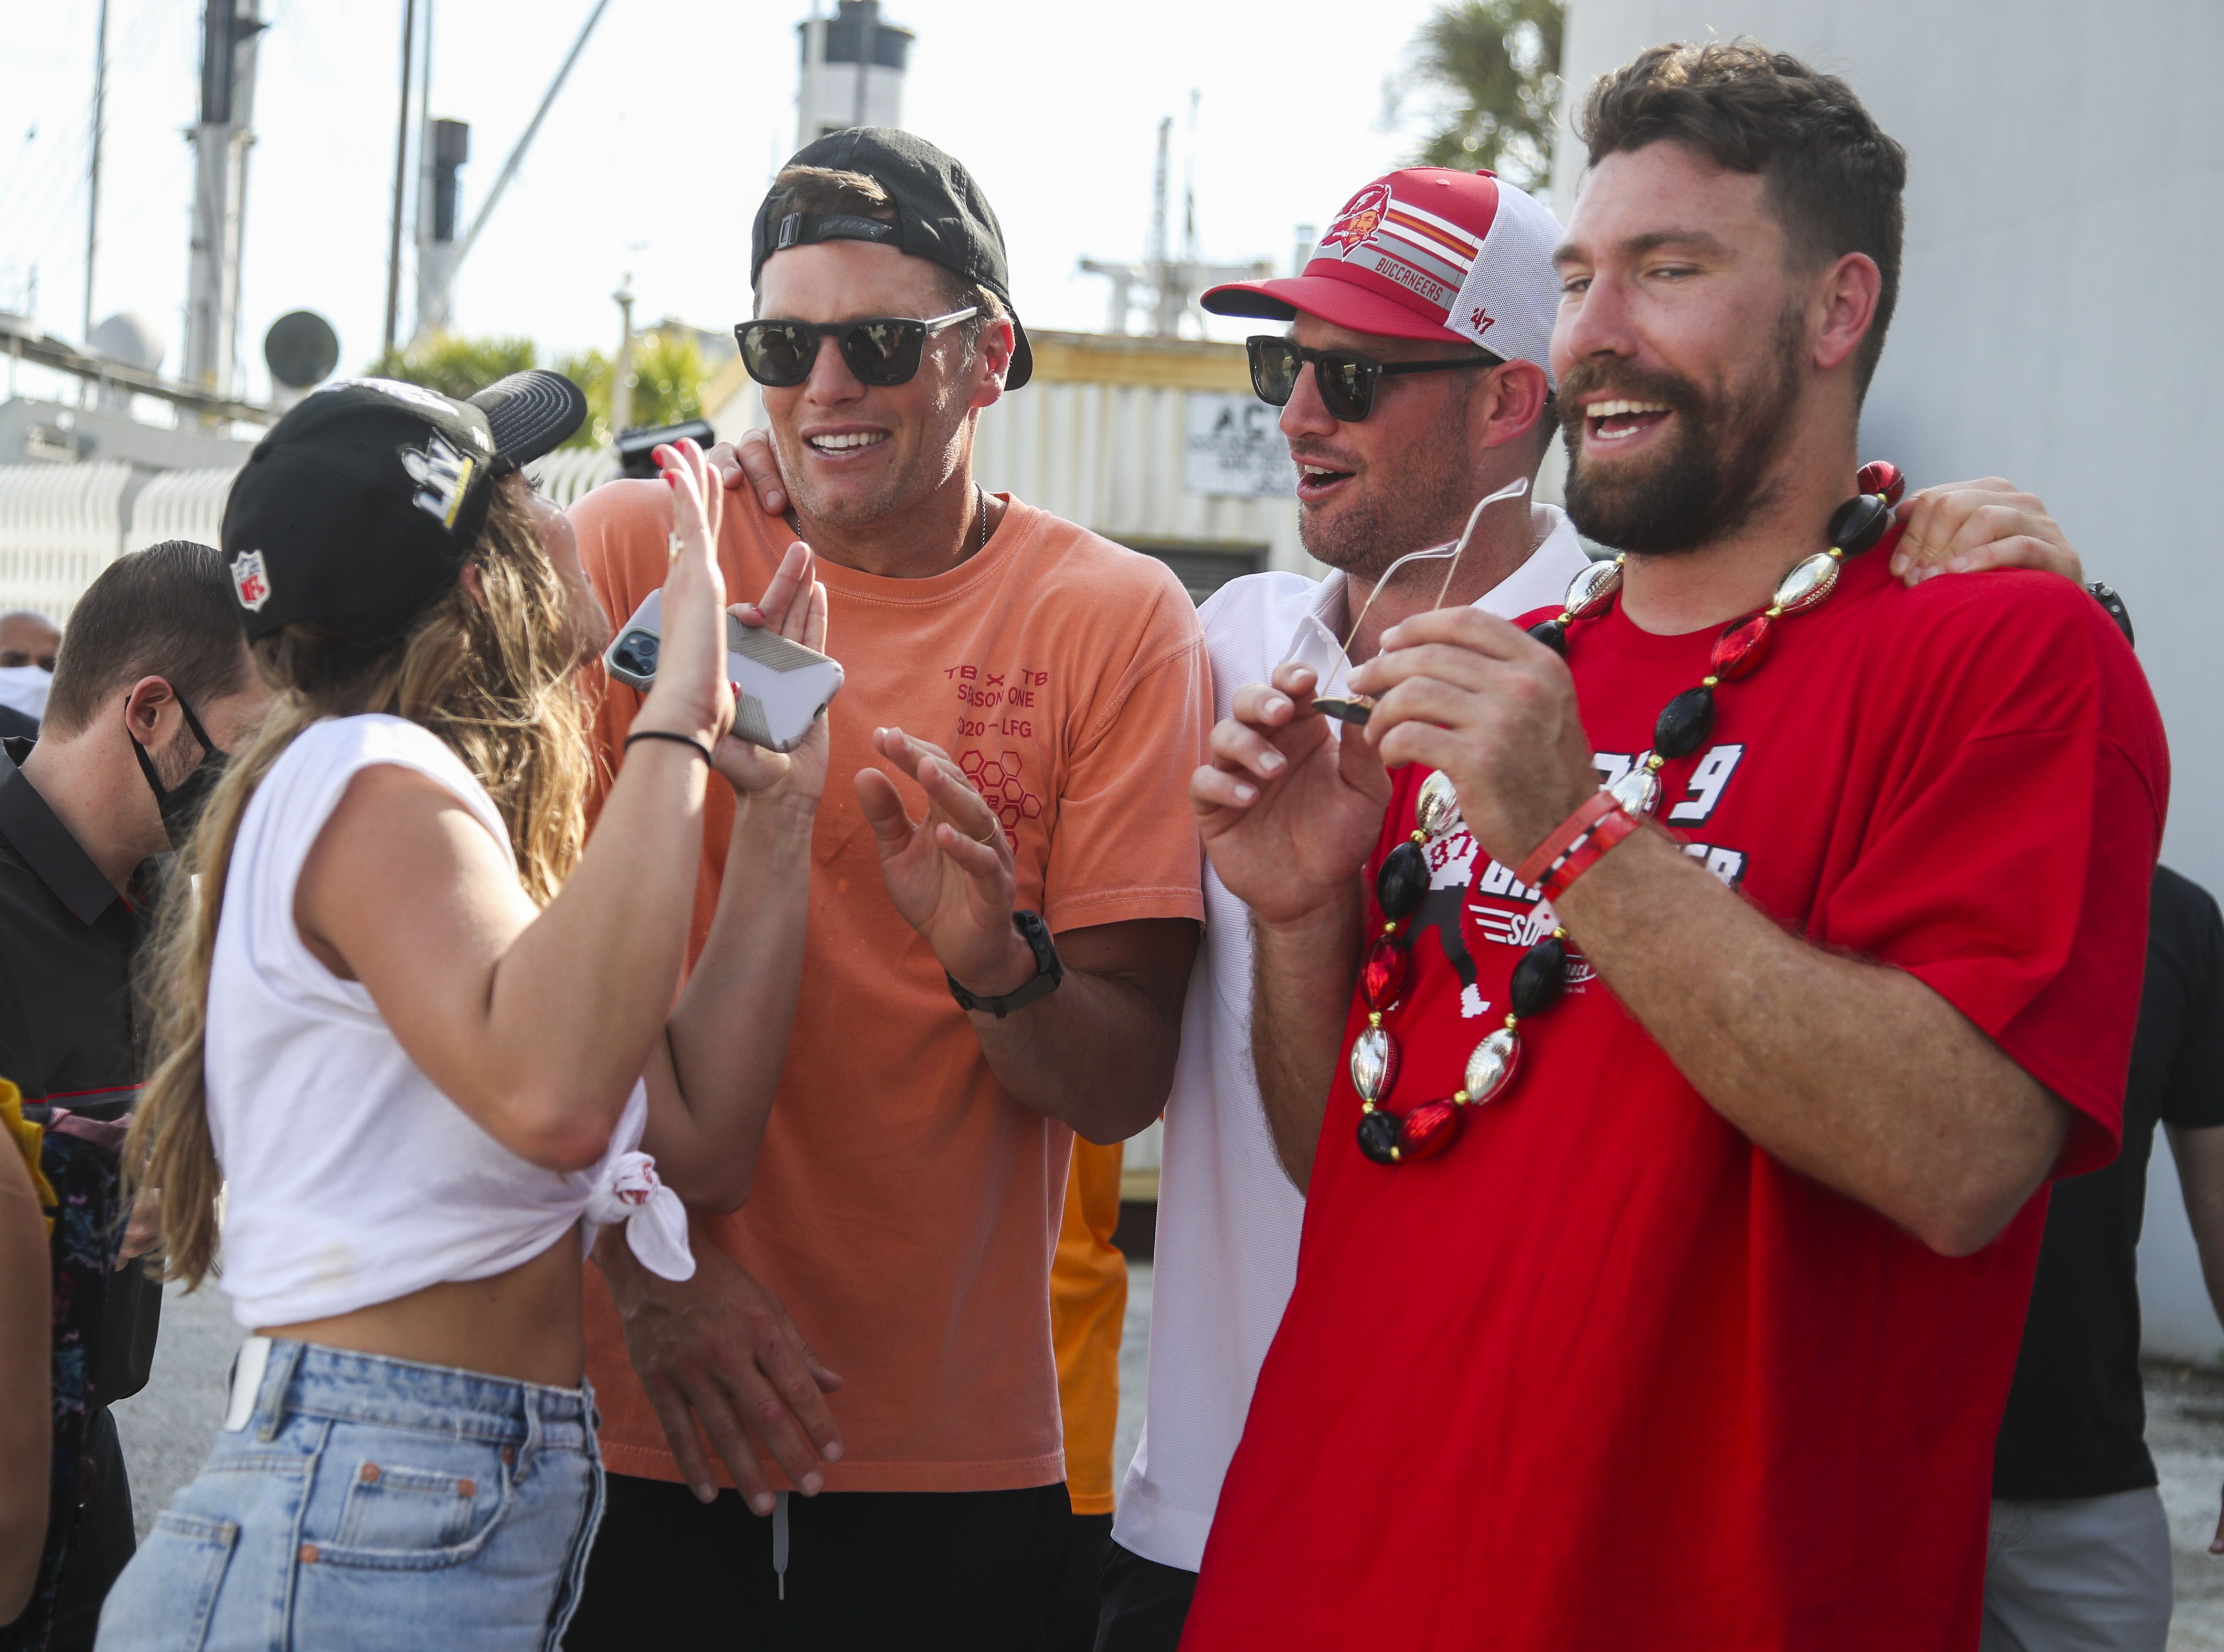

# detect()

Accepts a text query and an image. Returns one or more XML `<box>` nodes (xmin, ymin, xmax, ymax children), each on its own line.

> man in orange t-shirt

<box><xmin>561</xmin><ymin>129</ymin><xmax>1205</xmax><ymax>1651</ymax></box>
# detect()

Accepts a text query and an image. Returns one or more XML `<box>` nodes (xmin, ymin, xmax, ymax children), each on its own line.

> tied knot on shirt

<box><xmin>588</xmin><ymin>1151</ymin><xmax>694</xmax><ymax>1282</ymax></box>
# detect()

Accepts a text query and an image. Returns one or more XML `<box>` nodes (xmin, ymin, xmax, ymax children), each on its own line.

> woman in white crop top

<box><xmin>100</xmin><ymin>381</ymin><xmax>821</xmax><ymax>1652</ymax></box>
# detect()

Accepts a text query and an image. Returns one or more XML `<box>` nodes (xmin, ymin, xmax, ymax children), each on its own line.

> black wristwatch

<box><xmin>948</xmin><ymin>910</ymin><xmax>1065</xmax><ymax>1018</ymax></box>
<box><xmin>2087</xmin><ymin>581</ymin><xmax>2135</xmax><ymax>647</ymax></box>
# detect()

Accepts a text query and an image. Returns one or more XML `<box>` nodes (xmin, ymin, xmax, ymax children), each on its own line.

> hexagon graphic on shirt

<box><xmin>956</xmin><ymin>749</ymin><xmax>1040</xmax><ymax>841</ymax></box>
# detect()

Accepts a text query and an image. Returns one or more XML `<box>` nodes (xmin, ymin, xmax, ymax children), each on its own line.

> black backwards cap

<box><xmin>219</xmin><ymin>371</ymin><xmax>586</xmax><ymax>651</ymax></box>
<box><xmin>750</xmin><ymin>127</ymin><xmax>1033</xmax><ymax>390</ymax></box>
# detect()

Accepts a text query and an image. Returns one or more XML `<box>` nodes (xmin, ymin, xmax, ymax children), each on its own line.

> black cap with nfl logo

<box><xmin>220</xmin><ymin>370</ymin><xmax>586</xmax><ymax>649</ymax></box>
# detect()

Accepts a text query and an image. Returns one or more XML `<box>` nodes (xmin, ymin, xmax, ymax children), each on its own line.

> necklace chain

<box><xmin>1350</xmin><ymin>461</ymin><xmax>1909</xmax><ymax>1167</ymax></box>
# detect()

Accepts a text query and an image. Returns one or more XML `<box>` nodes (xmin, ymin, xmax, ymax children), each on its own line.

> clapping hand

<box><xmin>855</xmin><ymin>729</ymin><xmax>1033</xmax><ymax>997</ymax></box>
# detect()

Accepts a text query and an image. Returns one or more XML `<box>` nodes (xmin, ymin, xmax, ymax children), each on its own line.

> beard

<box><xmin>1560</xmin><ymin>302</ymin><xmax>1805</xmax><ymax>557</ymax></box>
<box><xmin>1295</xmin><ymin>431</ymin><xmax>1479</xmax><ymax>584</ymax></box>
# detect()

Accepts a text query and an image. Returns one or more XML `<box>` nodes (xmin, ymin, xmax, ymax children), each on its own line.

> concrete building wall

<box><xmin>1556</xmin><ymin>0</ymin><xmax>2224</xmax><ymax>1358</ymax></box>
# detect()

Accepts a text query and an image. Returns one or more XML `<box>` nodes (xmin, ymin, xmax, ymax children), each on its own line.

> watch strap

<box><xmin>947</xmin><ymin>911</ymin><xmax>1065</xmax><ymax>1018</ymax></box>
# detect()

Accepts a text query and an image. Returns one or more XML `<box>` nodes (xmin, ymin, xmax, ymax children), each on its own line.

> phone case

<box><xmin>602</xmin><ymin>589</ymin><xmax>844</xmax><ymax>754</ymax></box>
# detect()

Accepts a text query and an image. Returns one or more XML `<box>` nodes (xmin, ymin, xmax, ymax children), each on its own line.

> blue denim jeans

<box><xmin>96</xmin><ymin>1339</ymin><xmax>603</xmax><ymax>1652</ymax></box>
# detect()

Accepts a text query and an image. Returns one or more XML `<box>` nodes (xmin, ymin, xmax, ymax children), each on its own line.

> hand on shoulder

<box><xmin>1889</xmin><ymin>478</ymin><xmax>2084</xmax><ymax>587</ymax></box>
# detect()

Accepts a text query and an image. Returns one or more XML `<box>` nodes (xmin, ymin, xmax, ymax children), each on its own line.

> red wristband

<box><xmin>1541</xmin><ymin>805</ymin><xmax>1641</xmax><ymax>903</ymax></box>
<box><xmin>1515</xmin><ymin>791</ymin><xmax>1620</xmax><ymax>889</ymax></box>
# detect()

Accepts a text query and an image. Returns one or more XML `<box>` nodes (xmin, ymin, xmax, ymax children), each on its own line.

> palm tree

<box><xmin>1395</xmin><ymin>0</ymin><xmax>1565</xmax><ymax>196</ymax></box>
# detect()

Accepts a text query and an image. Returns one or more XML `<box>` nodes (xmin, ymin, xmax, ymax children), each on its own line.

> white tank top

<box><xmin>205</xmin><ymin>713</ymin><xmax>690</xmax><ymax>1330</ymax></box>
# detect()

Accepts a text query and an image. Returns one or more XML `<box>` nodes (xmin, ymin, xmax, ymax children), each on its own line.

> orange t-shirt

<box><xmin>1052</xmin><ymin>1138</ymin><xmax>1127</xmax><ymax>1515</ymax></box>
<box><xmin>570</xmin><ymin>482</ymin><xmax>1208</xmax><ymax>1493</ymax></box>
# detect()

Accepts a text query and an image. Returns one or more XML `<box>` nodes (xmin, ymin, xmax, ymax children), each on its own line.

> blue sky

<box><xmin>1</xmin><ymin>0</ymin><xmax>1463</xmax><ymax>403</ymax></box>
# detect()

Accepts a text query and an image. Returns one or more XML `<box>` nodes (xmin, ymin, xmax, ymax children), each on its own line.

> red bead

<box><xmin>1360</xmin><ymin>937</ymin><xmax>1408</xmax><ymax>1010</ymax></box>
<box><xmin>1856</xmin><ymin>460</ymin><xmax>1906</xmax><ymax>506</ymax></box>
<box><xmin>1710</xmin><ymin>612</ymin><xmax>1775</xmax><ymax>681</ymax></box>
<box><xmin>1396</xmin><ymin>1099</ymin><xmax>1463</xmax><ymax>1161</ymax></box>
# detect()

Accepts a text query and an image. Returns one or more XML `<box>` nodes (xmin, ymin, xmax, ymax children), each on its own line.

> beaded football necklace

<box><xmin>1350</xmin><ymin>460</ymin><xmax>1909</xmax><ymax>1167</ymax></box>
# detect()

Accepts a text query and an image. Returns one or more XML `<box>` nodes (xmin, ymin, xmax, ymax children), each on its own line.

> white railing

<box><xmin>131</xmin><ymin>466</ymin><xmax>240</xmax><ymax>555</ymax></box>
<box><xmin>0</xmin><ymin>447</ymin><xmax>630</xmax><ymax>621</ymax></box>
<box><xmin>527</xmin><ymin>446</ymin><xmax>619</xmax><ymax>507</ymax></box>
<box><xmin>0</xmin><ymin>462</ymin><xmax>135</xmax><ymax>621</ymax></box>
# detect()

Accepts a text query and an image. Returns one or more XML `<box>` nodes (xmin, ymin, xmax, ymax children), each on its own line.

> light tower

<box><xmin>795</xmin><ymin>2</ymin><xmax>914</xmax><ymax>147</ymax></box>
<box><xmin>184</xmin><ymin>0</ymin><xmax>266</xmax><ymax>403</ymax></box>
<box><xmin>412</xmin><ymin>119</ymin><xmax>470</xmax><ymax>339</ymax></box>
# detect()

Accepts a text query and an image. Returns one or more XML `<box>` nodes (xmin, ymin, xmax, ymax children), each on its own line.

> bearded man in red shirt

<box><xmin>1184</xmin><ymin>40</ymin><xmax>2168</xmax><ymax>1652</ymax></box>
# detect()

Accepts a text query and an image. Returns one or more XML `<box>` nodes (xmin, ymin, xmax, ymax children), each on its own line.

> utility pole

<box><xmin>852</xmin><ymin>0</ymin><xmax>875</xmax><ymax>127</ymax></box>
<box><xmin>421</xmin><ymin>0</ymin><xmax>610</xmax><ymax>329</ymax></box>
<box><xmin>384</xmin><ymin>0</ymin><xmax>418</xmax><ymax>356</ymax></box>
<box><xmin>83</xmin><ymin>0</ymin><xmax>110</xmax><ymax>343</ymax></box>
<box><xmin>1078</xmin><ymin>101</ymin><xmax>1272</xmax><ymax>339</ymax></box>
<box><xmin>410</xmin><ymin>0</ymin><xmax>472</xmax><ymax>342</ymax></box>
<box><xmin>184</xmin><ymin>0</ymin><xmax>265</xmax><ymax>404</ymax></box>
<box><xmin>610</xmin><ymin>276</ymin><xmax>635</xmax><ymax>436</ymax></box>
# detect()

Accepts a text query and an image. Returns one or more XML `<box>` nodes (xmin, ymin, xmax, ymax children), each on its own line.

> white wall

<box><xmin>1557</xmin><ymin>0</ymin><xmax>2224</xmax><ymax>1357</ymax></box>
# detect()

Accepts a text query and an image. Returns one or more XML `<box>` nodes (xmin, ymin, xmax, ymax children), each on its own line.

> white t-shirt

<box><xmin>1112</xmin><ymin>505</ymin><xmax>1591</xmax><ymax>1572</ymax></box>
<box><xmin>206</xmin><ymin>713</ymin><xmax>689</xmax><ymax>1330</ymax></box>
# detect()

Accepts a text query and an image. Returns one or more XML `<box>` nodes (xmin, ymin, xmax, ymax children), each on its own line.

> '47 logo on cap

<box><xmin>231</xmin><ymin>550</ymin><xmax>271</xmax><ymax>612</ymax></box>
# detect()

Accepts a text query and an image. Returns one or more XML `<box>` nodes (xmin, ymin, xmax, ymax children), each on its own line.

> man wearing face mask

<box><xmin>0</xmin><ymin>611</ymin><xmax>61</xmax><ymax>739</ymax></box>
<box><xmin>0</xmin><ymin>541</ymin><xmax>267</xmax><ymax>1652</ymax></box>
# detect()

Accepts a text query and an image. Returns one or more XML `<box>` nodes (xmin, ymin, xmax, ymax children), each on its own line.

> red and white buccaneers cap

<box><xmin>1204</xmin><ymin>168</ymin><xmax>1562</xmax><ymax>385</ymax></box>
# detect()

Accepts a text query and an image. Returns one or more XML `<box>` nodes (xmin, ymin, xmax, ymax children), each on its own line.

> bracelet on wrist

<box><xmin>1514</xmin><ymin>791</ymin><xmax>1642</xmax><ymax>904</ymax></box>
<box><xmin>624</xmin><ymin>728</ymin><xmax>714</xmax><ymax>766</ymax></box>
<box><xmin>1539</xmin><ymin>803</ymin><xmax>1641</xmax><ymax>903</ymax></box>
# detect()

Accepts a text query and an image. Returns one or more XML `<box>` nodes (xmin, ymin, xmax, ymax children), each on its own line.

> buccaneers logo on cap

<box><xmin>1321</xmin><ymin>180</ymin><xmax>1393</xmax><ymax>255</ymax></box>
<box><xmin>230</xmin><ymin>550</ymin><xmax>271</xmax><ymax>612</ymax></box>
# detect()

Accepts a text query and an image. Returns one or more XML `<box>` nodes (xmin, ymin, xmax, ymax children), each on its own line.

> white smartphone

<box><xmin>603</xmin><ymin>588</ymin><xmax>844</xmax><ymax>754</ymax></box>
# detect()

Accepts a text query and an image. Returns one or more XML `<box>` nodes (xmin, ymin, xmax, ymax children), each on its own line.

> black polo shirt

<box><xmin>1994</xmin><ymin>866</ymin><xmax>2224</xmax><ymax>1499</ymax></box>
<box><xmin>0</xmin><ymin>738</ymin><xmax>153</xmax><ymax>1114</ymax></box>
<box><xmin>0</xmin><ymin>735</ymin><xmax>162</xmax><ymax>1397</ymax></box>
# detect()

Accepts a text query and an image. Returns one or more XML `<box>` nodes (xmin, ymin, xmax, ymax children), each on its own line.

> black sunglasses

<box><xmin>1246</xmin><ymin>335</ymin><xmax>1501</xmax><ymax>423</ymax></box>
<box><xmin>736</xmin><ymin>307</ymin><xmax>978</xmax><ymax>389</ymax></box>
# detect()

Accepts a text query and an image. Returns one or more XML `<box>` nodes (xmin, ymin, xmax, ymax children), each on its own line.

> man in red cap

<box><xmin>1184</xmin><ymin>41</ymin><xmax>2161</xmax><ymax>1649</ymax></box>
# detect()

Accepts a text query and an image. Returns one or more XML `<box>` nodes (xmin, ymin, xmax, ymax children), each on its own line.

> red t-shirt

<box><xmin>1182</xmin><ymin>550</ymin><xmax>2168</xmax><ymax>1651</ymax></box>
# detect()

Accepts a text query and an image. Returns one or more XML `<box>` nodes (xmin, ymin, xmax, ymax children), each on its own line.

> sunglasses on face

<box><xmin>736</xmin><ymin>307</ymin><xmax>979</xmax><ymax>389</ymax></box>
<box><xmin>1246</xmin><ymin>335</ymin><xmax>1501</xmax><ymax>423</ymax></box>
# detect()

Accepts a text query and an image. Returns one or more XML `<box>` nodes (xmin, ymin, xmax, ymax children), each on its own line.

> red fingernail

<box><xmin>664</xmin><ymin>473</ymin><xmax>678</xmax><ymax>489</ymax></box>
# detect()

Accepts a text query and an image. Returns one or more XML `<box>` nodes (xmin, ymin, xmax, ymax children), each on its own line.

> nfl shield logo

<box><xmin>231</xmin><ymin>550</ymin><xmax>271</xmax><ymax>612</ymax></box>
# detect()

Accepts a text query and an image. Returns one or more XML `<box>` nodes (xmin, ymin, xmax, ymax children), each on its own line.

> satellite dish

<box><xmin>264</xmin><ymin>310</ymin><xmax>340</xmax><ymax>390</ymax></box>
<box><xmin>89</xmin><ymin>312</ymin><xmax>168</xmax><ymax>374</ymax></box>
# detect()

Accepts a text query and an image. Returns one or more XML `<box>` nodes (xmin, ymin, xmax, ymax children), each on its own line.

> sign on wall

<box><xmin>1185</xmin><ymin>391</ymin><xmax>1296</xmax><ymax>498</ymax></box>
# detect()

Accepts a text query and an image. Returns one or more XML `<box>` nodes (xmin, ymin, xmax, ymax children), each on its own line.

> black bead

<box><xmin>1528</xmin><ymin>617</ymin><xmax>1568</xmax><ymax>656</ymax></box>
<box><xmin>1653</xmin><ymin>685</ymin><xmax>1716</xmax><ymax>759</ymax></box>
<box><xmin>1510</xmin><ymin>935</ymin><xmax>1568</xmax><ymax>1019</ymax></box>
<box><xmin>1828</xmin><ymin>492</ymin><xmax>1892</xmax><ymax>556</ymax></box>
<box><xmin>1377</xmin><ymin>840</ymin><xmax>1428</xmax><ymax>921</ymax></box>
<box><xmin>1357</xmin><ymin>1108</ymin><xmax>1403</xmax><ymax>1164</ymax></box>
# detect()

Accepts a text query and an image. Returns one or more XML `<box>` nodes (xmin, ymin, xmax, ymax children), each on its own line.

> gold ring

<box><xmin>972</xmin><ymin>823</ymin><xmax>1001</xmax><ymax>847</ymax></box>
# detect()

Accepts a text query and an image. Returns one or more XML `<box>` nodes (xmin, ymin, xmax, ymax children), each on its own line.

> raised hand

<box><xmin>1889</xmin><ymin>477</ymin><xmax>2084</xmax><ymax>585</ymax></box>
<box><xmin>710</xmin><ymin>540</ymin><xmax>832</xmax><ymax>804</ymax></box>
<box><xmin>1189</xmin><ymin>662</ymin><xmax>1392</xmax><ymax>926</ymax></box>
<box><xmin>854</xmin><ymin>728</ymin><xmax>1034</xmax><ymax>996</ymax></box>
<box><xmin>637</xmin><ymin>438</ymin><xmax>733</xmax><ymax>751</ymax></box>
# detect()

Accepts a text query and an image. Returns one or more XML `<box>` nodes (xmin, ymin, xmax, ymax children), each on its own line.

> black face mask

<box><xmin>131</xmin><ymin>696</ymin><xmax>228</xmax><ymax>849</ymax></box>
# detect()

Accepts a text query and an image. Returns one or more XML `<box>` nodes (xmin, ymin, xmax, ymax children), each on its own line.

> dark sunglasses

<box><xmin>1246</xmin><ymin>335</ymin><xmax>1501</xmax><ymax>423</ymax></box>
<box><xmin>736</xmin><ymin>307</ymin><xmax>978</xmax><ymax>389</ymax></box>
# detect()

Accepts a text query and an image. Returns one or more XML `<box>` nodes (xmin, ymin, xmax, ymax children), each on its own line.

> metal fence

<box><xmin>0</xmin><ymin>462</ymin><xmax>135</xmax><ymax>622</ymax></box>
<box><xmin>0</xmin><ymin>448</ymin><xmax>625</xmax><ymax>621</ymax></box>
